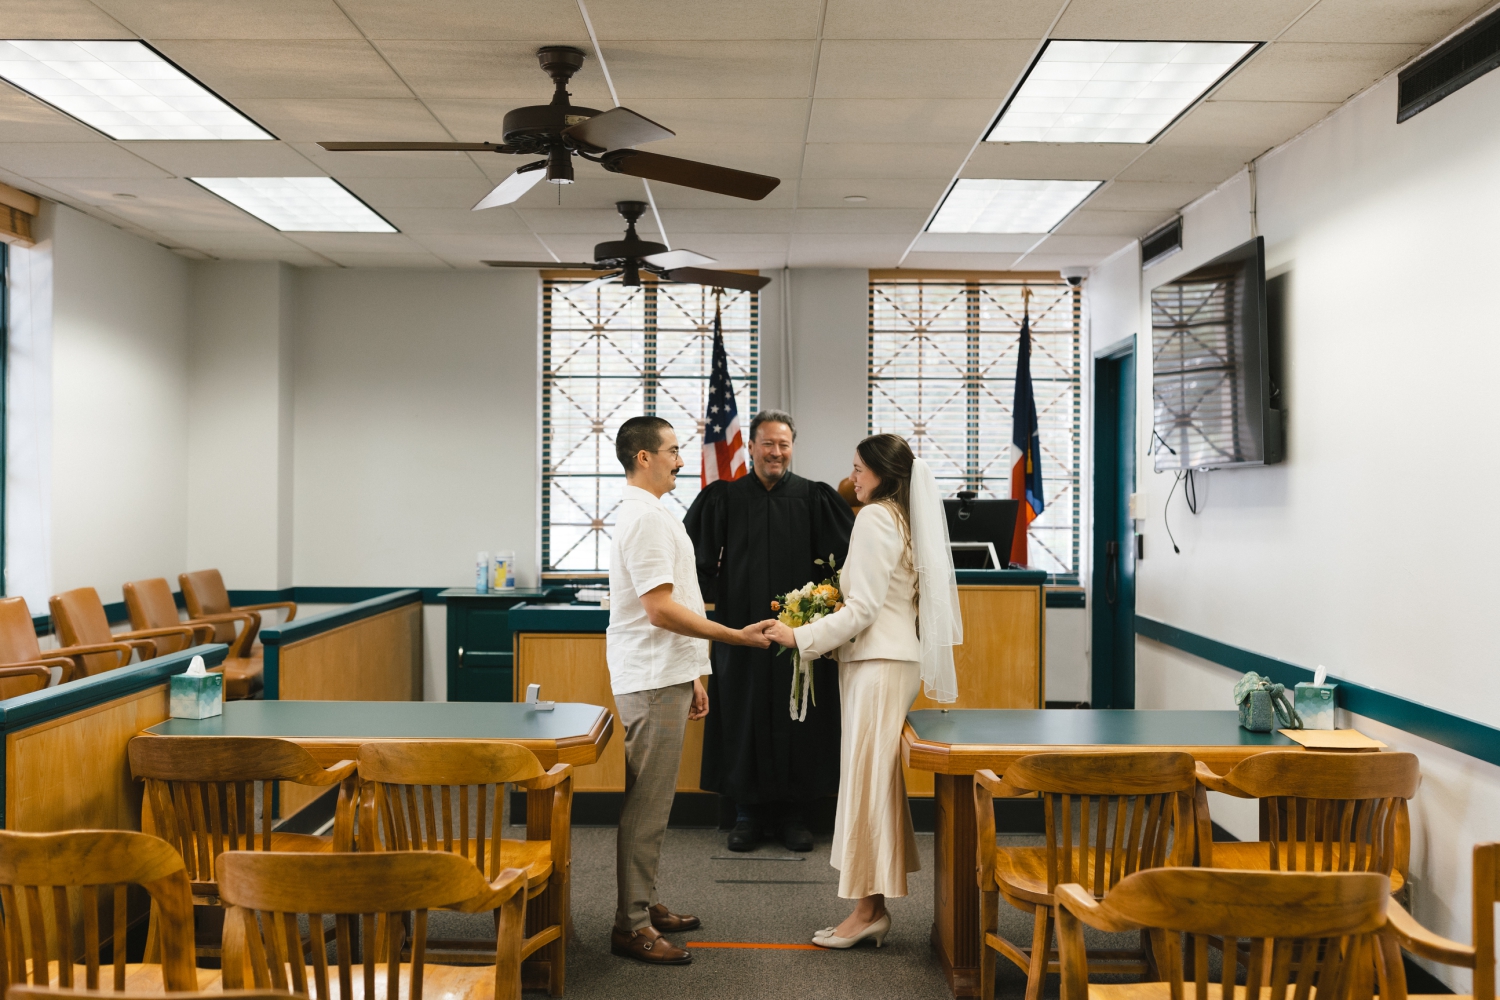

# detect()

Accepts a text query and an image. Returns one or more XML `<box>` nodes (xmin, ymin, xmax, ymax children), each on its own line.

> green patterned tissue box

<box><xmin>170</xmin><ymin>655</ymin><xmax>222</xmax><ymax>719</ymax></box>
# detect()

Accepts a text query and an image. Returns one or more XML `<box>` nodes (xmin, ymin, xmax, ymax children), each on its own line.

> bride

<box><xmin>764</xmin><ymin>433</ymin><xmax>961</xmax><ymax>948</ymax></box>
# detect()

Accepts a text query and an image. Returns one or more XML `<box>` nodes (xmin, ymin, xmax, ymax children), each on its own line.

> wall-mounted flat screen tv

<box><xmin>1150</xmin><ymin>235</ymin><xmax>1283</xmax><ymax>471</ymax></box>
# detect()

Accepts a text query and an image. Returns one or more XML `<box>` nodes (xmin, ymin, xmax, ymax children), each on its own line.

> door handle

<box><xmin>1104</xmin><ymin>540</ymin><xmax>1119</xmax><ymax>606</ymax></box>
<box><xmin>457</xmin><ymin>645</ymin><xmax>464</xmax><ymax>668</ymax></box>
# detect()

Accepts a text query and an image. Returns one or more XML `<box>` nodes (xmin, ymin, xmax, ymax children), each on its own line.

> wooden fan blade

<box><xmin>482</xmin><ymin>260</ymin><xmax>598</xmax><ymax>268</ymax></box>
<box><xmin>662</xmin><ymin>267</ymin><xmax>771</xmax><ymax>292</ymax></box>
<box><xmin>562</xmin><ymin>107</ymin><xmax>674</xmax><ymax>152</ymax></box>
<box><xmin>601</xmin><ymin>150</ymin><xmax>780</xmax><ymax>201</ymax></box>
<box><xmin>319</xmin><ymin>141</ymin><xmax>508</xmax><ymax>152</ymax></box>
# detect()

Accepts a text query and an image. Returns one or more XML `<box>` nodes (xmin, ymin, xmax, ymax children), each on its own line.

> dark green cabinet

<box><xmin>442</xmin><ymin>588</ymin><xmax>552</xmax><ymax>702</ymax></box>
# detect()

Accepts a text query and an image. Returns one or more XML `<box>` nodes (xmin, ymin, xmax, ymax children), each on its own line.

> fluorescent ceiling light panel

<box><xmin>191</xmin><ymin>177</ymin><xmax>396</xmax><ymax>232</ymax></box>
<box><xmin>927</xmin><ymin>179</ymin><xmax>1102</xmax><ymax>234</ymax></box>
<box><xmin>987</xmin><ymin>40</ymin><xmax>1256</xmax><ymax>144</ymax></box>
<box><xmin>0</xmin><ymin>39</ymin><xmax>270</xmax><ymax>140</ymax></box>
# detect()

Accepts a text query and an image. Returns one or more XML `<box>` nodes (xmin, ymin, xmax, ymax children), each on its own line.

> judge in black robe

<box><xmin>684</xmin><ymin>411</ymin><xmax>854</xmax><ymax>850</ymax></box>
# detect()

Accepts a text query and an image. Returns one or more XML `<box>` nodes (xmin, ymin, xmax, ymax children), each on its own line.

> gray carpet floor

<box><xmin>428</xmin><ymin>825</ymin><xmax>1151</xmax><ymax>999</ymax></box>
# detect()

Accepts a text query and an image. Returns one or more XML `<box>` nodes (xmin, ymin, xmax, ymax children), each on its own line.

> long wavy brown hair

<box><xmin>857</xmin><ymin>433</ymin><xmax>914</xmax><ymax>540</ymax></box>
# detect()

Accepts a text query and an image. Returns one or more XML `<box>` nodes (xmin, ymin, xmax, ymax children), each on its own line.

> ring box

<box><xmin>1294</xmin><ymin>682</ymin><xmax>1337</xmax><ymax>730</ymax></box>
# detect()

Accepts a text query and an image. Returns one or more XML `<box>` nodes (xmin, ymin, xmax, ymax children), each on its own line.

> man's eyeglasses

<box><xmin>652</xmin><ymin>447</ymin><xmax>681</xmax><ymax>458</ymax></box>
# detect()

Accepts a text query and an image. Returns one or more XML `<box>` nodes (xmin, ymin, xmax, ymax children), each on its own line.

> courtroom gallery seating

<box><xmin>0</xmin><ymin>664</ymin><xmax>56</xmax><ymax>698</ymax></box>
<box><xmin>0</xmin><ymin>595</ymin><xmax>134</xmax><ymax>682</ymax></box>
<box><xmin>974</xmin><ymin>751</ymin><xmax>1199</xmax><ymax>1000</ymax></box>
<box><xmin>356</xmin><ymin>740</ymin><xmax>573</xmax><ymax>997</ymax></box>
<box><xmin>179</xmin><ymin>568</ymin><xmax>296</xmax><ymax>653</ymax></box>
<box><xmin>1054</xmin><ymin>867</ymin><xmax>1406</xmax><ymax>1000</ymax></box>
<box><xmin>49</xmin><ymin>587</ymin><xmax>196</xmax><ymax>677</ymax></box>
<box><xmin>125</xmin><ymin>576</ymin><xmax>261</xmax><ymax>699</ymax></box>
<box><xmin>217</xmin><ymin>849</ymin><xmax>529</xmax><ymax>1000</ymax></box>
<box><xmin>1387</xmin><ymin>841</ymin><xmax>1498</xmax><ymax>1000</ymax></box>
<box><xmin>0</xmin><ymin>829</ymin><xmax>201</xmax><ymax>992</ymax></box>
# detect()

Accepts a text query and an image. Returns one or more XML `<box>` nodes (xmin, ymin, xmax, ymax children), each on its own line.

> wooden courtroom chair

<box><xmin>1386</xmin><ymin>841</ymin><xmax>1498</xmax><ymax>1000</ymax></box>
<box><xmin>0</xmin><ymin>664</ymin><xmax>58</xmax><ymax>699</ymax></box>
<box><xmin>0</xmin><ymin>595</ymin><xmax>134</xmax><ymax>683</ymax></box>
<box><xmin>218</xmin><ymin>850</ymin><xmax>528</xmax><ymax>1000</ymax></box>
<box><xmin>357</xmin><ymin>741</ymin><xmax>573</xmax><ymax>997</ymax></box>
<box><xmin>178</xmin><ymin>569</ymin><xmax>295</xmax><ymax>656</ymax></box>
<box><xmin>974</xmin><ymin>751</ymin><xmax>1199</xmax><ymax>1000</ymax></box>
<box><xmin>1193</xmin><ymin>750</ymin><xmax>1421</xmax><ymax>890</ymax></box>
<box><xmin>0</xmin><ymin>829</ymin><xmax>199</xmax><ymax>993</ymax></box>
<box><xmin>1055</xmin><ymin>867</ymin><xmax>1405</xmax><ymax>1000</ymax></box>
<box><xmin>10</xmin><ymin>990</ymin><xmax>296</xmax><ymax>1000</ymax></box>
<box><xmin>128</xmin><ymin>735</ymin><xmax>359</xmax><ymax>958</ymax></box>
<box><xmin>48</xmin><ymin>587</ymin><xmax>196</xmax><ymax>678</ymax></box>
<box><xmin>124</xmin><ymin>577</ymin><xmax>261</xmax><ymax>700</ymax></box>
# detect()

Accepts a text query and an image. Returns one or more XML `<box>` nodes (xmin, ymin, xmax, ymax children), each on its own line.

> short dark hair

<box><xmin>749</xmin><ymin>409</ymin><xmax>796</xmax><ymax>442</ymax></box>
<box><xmin>616</xmin><ymin>416</ymin><xmax>673</xmax><ymax>472</ymax></box>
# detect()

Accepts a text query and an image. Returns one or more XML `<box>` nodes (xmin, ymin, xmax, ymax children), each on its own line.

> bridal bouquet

<box><xmin>770</xmin><ymin>555</ymin><xmax>842</xmax><ymax>722</ymax></box>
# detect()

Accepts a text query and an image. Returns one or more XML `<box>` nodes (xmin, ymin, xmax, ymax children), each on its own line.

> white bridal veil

<box><xmin>908</xmin><ymin>457</ymin><xmax>962</xmax><ymax>703</ymax></box>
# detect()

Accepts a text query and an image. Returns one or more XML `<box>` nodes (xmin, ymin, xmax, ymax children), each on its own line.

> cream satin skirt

<box><xmin>830</xmin><ymin>657</ymin><xmax>922</xmax><ymax>899</ymax></box>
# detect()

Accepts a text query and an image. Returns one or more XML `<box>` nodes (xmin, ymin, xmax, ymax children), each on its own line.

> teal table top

<box><xmin>144</xmin><ymin>700</ymin><xmax>611</xmax><ymax>766</ymax></box>
<box><xmin>439</xmin><ymin>588</ymin><xmax>552</xmax><ymax>600</ymax></box>
<box><xmin>509</xmin><ymin>603</ymin><xmax>610</xmax><ymax>632</ymax></box>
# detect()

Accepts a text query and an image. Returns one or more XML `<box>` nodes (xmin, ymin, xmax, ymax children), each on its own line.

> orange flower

<box><xmin>770</xmin><ymin>600</ymin><xmax>781</xmax><ymax>611</ymax></box>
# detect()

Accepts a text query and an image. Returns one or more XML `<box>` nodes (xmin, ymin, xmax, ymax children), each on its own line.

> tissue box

<box><xmin>1294</xmin><ymin>682</ymin><xmax>1337</xmax><ymax>730</ymax></box>
<box><xmin>170</xmin><ymin>668</ymin><xmax>223</xmax><ymax>719</ymax></box>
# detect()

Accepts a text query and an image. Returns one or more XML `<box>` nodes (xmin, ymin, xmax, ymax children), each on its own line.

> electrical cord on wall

<box><xmin>1163</xmin><ymin>469</ymin><xmax>1201</xmax><ymax>554</ymax></box>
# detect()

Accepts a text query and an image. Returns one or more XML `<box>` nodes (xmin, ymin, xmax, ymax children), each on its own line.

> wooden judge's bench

<box><xmin>507</xmin><ymin>568</ymin><xmax>1047</xmax><ymax>798</ymax></box>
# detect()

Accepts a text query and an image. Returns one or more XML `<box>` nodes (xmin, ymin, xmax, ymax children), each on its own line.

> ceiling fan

<box><xmin>319</xmin><ymin>46</ymin><xmax>780</xmax><ymax>210</ymax></box>
<box><xmin>484</xmin><ymin>200</ymin><xmax>771</xmax><ymax>293</ymax></box>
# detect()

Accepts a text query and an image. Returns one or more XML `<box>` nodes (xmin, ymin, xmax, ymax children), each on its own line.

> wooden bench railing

<box><xmin>261</xmin><ymin>589</ymin><xmax>423</xmax><ymax>703</ymax></box>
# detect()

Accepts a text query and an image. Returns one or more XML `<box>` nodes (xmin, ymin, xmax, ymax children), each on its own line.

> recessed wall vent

<box><xmin>1398</xmin><ymin>5</ymin><xmax>1500</xmax><ymax>122</ymax></box>
<box><xmin>1140</xmin><ymin>217</ymin><xmax>1182</xmax><ymax>269</ymax></box>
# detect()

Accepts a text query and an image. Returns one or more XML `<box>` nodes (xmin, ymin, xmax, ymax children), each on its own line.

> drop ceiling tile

<box><xmin>1212</xmin><ymin>42</ymin><xmax>1423</xmax><ymax>104</ymax></box>
<box><xmin>94</xmin><ymin>0</ymin><xmax>360</xmax><ymax>38</ymax></box>
<box><xmin>814</xmin><ymin>40</ymin><xmax>1035</xmax><ymax>99</ymax></box>
<box><xmin>316</xmin><ymin>251</ymin><xmax>450</xmax><ymax>267</ymax></box>
<box><xmin>378</xmin><ymin>206</ymin><xmax>534</xmax><ymax>235</ymax></box>
<box><xmin>647</xmin><ymin>208</ymin><xmax>792</xmax><ymax>234</ymax></box>
<box><xmin>793</xmin><ymin>207</ymin><xmax>927</xmax><ymax>233</ymax></box>
<box><xmin>405</xmin><ymin>232</ymin><xmax>554</xmax><ymax>262</ymax></box>
<box><xmin>1169</xmin><ymin>100</ymin><xmax>1340</xmax><ymax>148</ymax></box>
<box><xmin>0</xmin><ymin>0</ymin><xmax>135</xmax><ymax>37</ymax></box>
<box><xmin>1085</xmin><ymin>180</ymin><xmax>1213</xmax><ymax>212</ymax></box>
<box><xmin>424</xmin><ymin>100</ymin><xmax>539</xmax><ymax>142</ymax></box>
<box><xmin>81</xmin><ymin>192</ymin><xmax>270</xmax><ymax>232</ymax></box>
<box><xmin>801</xmin><ymin>142</ymin><xmax>970</xmax><ymax>179</ymax></box>
<box><xmin>1052</xmin><ymin>208</ymin><xmax>1171</xmax><ymax>237</ymax></box>
<box><xmin>155</xmin><ymin>229</ymin><xmax>308</xmax><ymax>251</ymax></box>
<box><xmin>154</xmin><ymin>40</ymin><xmax>409</xmax><ymax>99</ymax></box>
<box><xmin>116</xmin><ymin>140</ymin><xmax>318</xmax><ymax>176</ymax></box>
<box><xmin>1029</xmin><ymin>233</ymin><xmax>1139</xmax><ymax>255</ymax></box>
<box><xmin>1283</xmin><ymin>0</ymin><xmax>1489</xmax><ymax>44</ymax></box>
<box><xmin>0</xmin><ymin>88</ymin><xmax>104</xmax><ymax>142</ymax></box>
<box><xmin>912</xmin><ymin>232</ymin><xmax>1039</xmax><ymax>253</ymax></box>
<box><xmin>284</xmin><ymin>231</ymin><xmax>427</xmax><ymax>253</ymax></box>
<box><xmin>292</xmin><ymin>142</ymin><xmax>487</xmax><ymax>178</ymax></box>
<box><xmin>899</xmin><ymin>251</ymin><xmax>1025</xmax><ymax>270</ymax></box>
<box><xmin>796</xmin><ymin>177</ymin><xmax>950</xmax><ymax>208</ymax></box>
<box><xmin>657</xmin><ymin>233</ymin><xmax>791</xmax><ymax>254</ymax></box>
<box><xmin>515</xmin><ymin>207</ymin><xmax>637</xmax><ymax>234</ymax></box>
<box><xmin>0</xmin><ymin>143</ymin><xmax>168</xmax><ymax>178</ymax></box>
<box><xmin>338</xmin><ymin>175</ymin><xmax>496</xmax><ymax>208</ymax></box>
<box><xmin>1016</xmin><ymin>252</ymin><xmax>1109</xmax><ymax>270</ymax></box>
<box><xmin>823</xmin><ymin>0</ymin><xmax>1061</xmax><ymax>39</ymax></box>
<box><xmin>338</xmin><ymin>0</ymin><xmax>587</xmax><ymax>40</ymax></box>
<box><xmin>586</xmin><ymin>0</ymin><xmax>821</xmax><ymax>39</ymax></box>
<box><xmin>238</xmin><ymin>100</ymin><xmax>449</xmax><ymax>143</ymax></box>
<box><xmin>806</xmin><ymin>99</ymin><xmax>997</xmax><ymax>145</ymax></box>
<box><xmin>606</xmin><ymin>41</ymin><xmax>817</xmax><ymax>99</ymax></box>
<box><xmin>963</xmin><ymin>142</ymin><xmax>1142</xmax><ymax>180</ymax></box>
<box><xmin>375</xmin><ymin>40</ymin><xmax>608</xmax><ymax>101</ymax></box>
<box><xmin>1115</xmin><ymin>142</ymin><xmax>1263</xmax><ymax>183</ymax></box>
<box><xmin>788</xmin><ymin>232</ymin><xmax>908</xmax><ymax>267</ymax></box>
<box><xmin>619</xmin><ymin>99</ymin><xmax>809</xmax><ymax>145</ymax></box>
<box><xmin>1054</xmin><ymin>0</ymin><xmax>1309</xmax><ymax>41</ymax></box>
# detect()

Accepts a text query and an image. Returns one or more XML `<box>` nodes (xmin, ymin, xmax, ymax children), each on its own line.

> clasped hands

<box><xmin>733</xmin><ymin>619</ymin><xmax>797</xmax><ymax>649</ymax></box>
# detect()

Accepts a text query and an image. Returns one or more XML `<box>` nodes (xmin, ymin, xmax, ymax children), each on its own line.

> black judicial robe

<box><xmin>684</xmin><ymin>471</ymin><xmax>855</xmax><ymax>805</ymax></box>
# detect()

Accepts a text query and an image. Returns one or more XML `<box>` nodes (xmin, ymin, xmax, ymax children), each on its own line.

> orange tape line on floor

<box><xmin>686</xmin><ymin>941</ymin><xmax>824</xmax><ymax>951</ymax></box>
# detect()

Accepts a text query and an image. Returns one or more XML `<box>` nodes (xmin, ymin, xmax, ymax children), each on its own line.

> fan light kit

<box><xmin>321</xmin><ymin>46</ymin><xmax>781</xmax><ymax>211</ymax></box>
<box><xmin>484</xmin><ymin>200</ymin><xmax>770</xmax><ymax>293</ymax></box>
<box><xmin>190</xmin><ymin>177</ymin><xmax>396</xmax><ymax>233</ymax></box>
<box><xmin>986</xmin><ymin>40</ymin><xmax>1256</xmax><ymax>144</ymax></box>
<box><xmin>928</xmin><ymin>179</ymin><xmax>1102</xmax><ymax>234</ymax></box>
<box><xmin>0</xmin><ymin>40</ymin><xmax>271</xmax><ymax>141</ymax></box>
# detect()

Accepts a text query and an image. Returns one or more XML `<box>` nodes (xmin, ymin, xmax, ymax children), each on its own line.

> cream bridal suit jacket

<box><xmin>794</xmin><ymin>501</ymin><xmax>920</xmax><ymax>664</ymax></box>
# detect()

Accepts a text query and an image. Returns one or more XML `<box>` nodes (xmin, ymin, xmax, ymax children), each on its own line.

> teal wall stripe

<box><xmin>1136</xmin><ymin>614</ymin><xmax>1500</xmax><ymax>768</ymax></box>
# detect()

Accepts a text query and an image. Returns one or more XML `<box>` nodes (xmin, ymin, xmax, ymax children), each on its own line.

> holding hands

<box><xmin>762</xmin><ymin>619</ymin><xmax>796</xmax><ymax>648</ymax></box>
<box><xmin>735</xmin><ymin>620</ymin><xmax>781</xmax><ymax>647</ymax></box>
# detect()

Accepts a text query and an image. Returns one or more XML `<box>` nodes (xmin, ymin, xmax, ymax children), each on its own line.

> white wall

<box><xmin>48</xmin><ymin>206</ymin><xmax>191</xmax><ymax>603</ymax></box>
<box><xmin>784</xmin><ymin>268</ymin><xmax>869</xmax><ymax>487</ymax></box>
<box><xmin>5</xmin><ymin>207</ymin><xmax>54</xmax><ymax>611</ymax></box>
<box><xmin>1096</xmin><ymin>63</ymin><xmax>1500</xmax><ymax>990</ymax></box>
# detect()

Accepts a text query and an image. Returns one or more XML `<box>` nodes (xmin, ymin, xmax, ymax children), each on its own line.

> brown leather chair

<box><xmin>178</xmin><ymin>569</ymin><xmax>295</xmax><ymax>654</ymax></box>
<box><xmin>48</xmin><ymin>587</ymin><xmax>196</xmax><ymax>678</ymax></box>
<box><xmin>0</xmin><ymin>595</ymin><xmax>133</xmax><ymax>683</ymax></box>
<box><xmin>124</xmin><ymin>577</ymin><xmax>260</xmax><ymax>699</ymax></box>
<box><xmin>0</xmin><ymin>665</ymin><xmax>56</xmax><ymax>699</ymax></box>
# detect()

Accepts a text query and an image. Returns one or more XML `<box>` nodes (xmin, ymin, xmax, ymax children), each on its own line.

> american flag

<box><xmin>702</xmin><ymin>302</ymin><xmax>748</xmax><ymax>486</ymax></box>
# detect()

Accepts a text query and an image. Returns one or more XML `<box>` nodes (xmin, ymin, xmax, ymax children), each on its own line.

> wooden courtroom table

<box><xmin>902</xmin><ymin>709</ymin><xmax>1300</xmax><ymax>998</ymax></box>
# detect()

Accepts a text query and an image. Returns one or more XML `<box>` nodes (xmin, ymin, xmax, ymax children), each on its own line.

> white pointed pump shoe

<box><xmin>811</xmin><ymin>912</ymin><xmax>891</xmax><ymax>949</ymax></box>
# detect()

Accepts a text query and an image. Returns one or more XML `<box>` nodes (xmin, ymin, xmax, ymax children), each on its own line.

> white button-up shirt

<box><xmin>606</xmin><ymin>484</ymin><xmax>711</xmax><ymax>696</ymax></box>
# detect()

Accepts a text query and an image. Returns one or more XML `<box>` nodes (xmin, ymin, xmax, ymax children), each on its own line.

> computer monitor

<box><xmin>943</xmin><ymin>497</ymin><xmax>1020</xmax><ymax>569</ymax></box>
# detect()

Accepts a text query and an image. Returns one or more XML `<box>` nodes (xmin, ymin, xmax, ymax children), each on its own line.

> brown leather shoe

<box><xmin>611</xmin><ymin>925</ymin><xmax>692</xmax><ymax>965</ymax></box>
<box><xmin>649</xmin><ymin>903</ymin><xmax>701</xmax><ymax>932</ymax></box>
